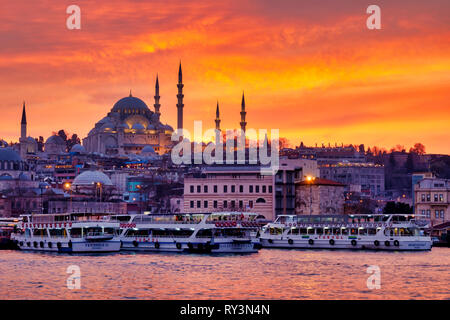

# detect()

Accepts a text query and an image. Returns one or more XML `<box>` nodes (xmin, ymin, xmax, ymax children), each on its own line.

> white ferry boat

<box><xmin>113</xmin><ymin>212</ymin><xmax>262</xmax><ymax>253</ymax></box>
<box><xmin>260</xmin><ymin>214</ymin><xmax>432</xmax><ymax>251</ymax></box>
<box><xmin>11</xmin><ymin>213</ymin><xmax>122</xmax><ymax>253</ymax></box>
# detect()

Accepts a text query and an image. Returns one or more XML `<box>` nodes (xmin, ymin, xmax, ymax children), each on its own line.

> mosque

<box><xmin>82</xmin><ymin>64</ymin><xmax>187</xmax><ymax>156</ymax></box>
<box><xmin>12</xmin><ymin>62</ymin><xmax>249</xmax><ymax>158</ymax></box>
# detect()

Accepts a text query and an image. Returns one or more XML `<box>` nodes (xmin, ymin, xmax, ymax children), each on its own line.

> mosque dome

<box><xmin>111</xmin><ymin>96</ymin><xmax>152</xmax><ymax>117</ymax></box>
<box><xmin>141</xmin><ymin>145</ymin><xmax>156</xmax><ymax>154</ymax></box>
<box><xmin>0</xmin><ymin>140</ymin><xmax>8</xmax><ymax>148</ymax></box>
<box><xmin>72</xmin><ymin>170</ymin><xmax>113</xmax><ymax>186</ymax></box>
<box><xmin>101</xmin><ymin>122</ymin><xmax>114</xmax><ymax>130</ymax></box>
<box><xmin>164</xmin><ymin>124</ymin><xmax>174</xmax><ymax>132</ymax></box>
<box><xmin>118</xmin><ymin>122</ymin><xmax>129</xmax><ymax>129</ymax></box>
<box><xmin>132</xmin><ymin>123</ymin><xmax>145</xmax><ymax>130</ymax></box>
<box><xmin>18</xmin><ymin>172</ymin><xmax>30</xmax><ymax>181</ymax></box>
<box><xmin>97</xmin><ymin>116</ymin><xmax>111</xmax><ymax>125</ymax></box>
<box><xmin>147</xmin><ymin>124</ymin><xmax>156</xmax><ymax>130</ymax></box>
<box><xmin>0</xmin><ymin>148</ymin><xmax>22</xmax><ymax>161</ymax></box>
<box><xmin>70</xmin><ymin>144</ymin><xmax>86</xmax><ymax>153</ymax></box>
<box><xmin>45</xmin><ymin>135</ymin><xmax>65</xmax><ymax>145</ymax></box>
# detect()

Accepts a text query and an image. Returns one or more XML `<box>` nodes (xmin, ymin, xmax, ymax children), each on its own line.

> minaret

<box><xmin>19</xmin><ymin>101</ymin><xmax>27</xmax><ymax>158</ymax></box>
<box><xmin>215</xmin><ymin>101</ymin><xmax>221</xmax><ymax>131</ymax></box>
<box><xmin>176</xmin><ymin>62</ymin><xmax>184</xmax><ymax>131</ymax></box>
<box><xmin>240</xmin><ymin>92</ymin><xmax>247</xmax><ymax>133</ymax></box>
<box><xmin>154</xmin><ymin>74</ymin><xmax>161</xmax><ymax>121</ymax></box>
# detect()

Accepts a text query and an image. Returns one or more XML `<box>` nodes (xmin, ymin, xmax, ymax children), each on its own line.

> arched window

<box><xmin>256</xmin><ymin>198</ymin><xmax>266</xmax><ymax>204</ymax></box>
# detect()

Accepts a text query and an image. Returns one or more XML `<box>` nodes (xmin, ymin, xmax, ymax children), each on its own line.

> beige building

<box><xmin>414</xmin><ymin>177</ymin><xmax>449</xmax><ymax>225</ymax></box>
<box><xmin>295</xmin><ymin>178</ymin><xmax>345</xmax><ymax>215</ymax></box>
<box><xmin>183</xmin><ymin>166</ymin><xmax>274</xmax><ymax>220</ymax></box>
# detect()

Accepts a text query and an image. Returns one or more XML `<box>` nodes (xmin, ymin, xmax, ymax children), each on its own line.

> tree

<box><xmin>57</xmin><ymin>129</ymin><xmax>67</xmax><ymax>142</ymax></box>
<box><xmin>410</xmin><ymin>143</ymin><xmax>426</xmax><ymax>155</ymax></box>
<box><xmin>67</xmin><ymin>134</ymin><xmax>81</xmax><ymax>151</ymax></box>
<box><xmin>383</xmin><ymin>201</ymin><xmax>412</xmax><ymax>214</ymax></box>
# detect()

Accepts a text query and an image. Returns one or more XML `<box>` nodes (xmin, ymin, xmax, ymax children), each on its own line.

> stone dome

<box><xmin>70</xmin><ymin>144</ymin><xmax>86</xmax><ymax>153</ymax></box>
<box><xmin>132</xmin><ymin>123</ymin><xmax>145</xmax><ymax>130</ymax></box>
<box><xmin>72</xmin><ymin>170</ymin><xmax>113</xmax><ymax>186</ymax></box>
<box><xmin>111</xmin><ymin>96</ymin><xmax>152</xmax><ymax>118</ymax></box>
<box><xmin>45</xmin><ymin>135</ymin><xmax>65</xmax><ymax>145</ymax></box>
<box><xmin>141</xmin><ymin>145</ymin><xmax>156</xmax><ymax>154</ymax></box>
<box><xmin>0</xmin><ymin>148</ymin><xmax>22</xmax><ymax>161</ymax></box>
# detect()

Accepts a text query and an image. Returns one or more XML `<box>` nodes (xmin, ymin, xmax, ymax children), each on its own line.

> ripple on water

<box><xmin>0</xmin><ymin>248</ymin><xmax>449</xmax><ymax>299</ymax></box>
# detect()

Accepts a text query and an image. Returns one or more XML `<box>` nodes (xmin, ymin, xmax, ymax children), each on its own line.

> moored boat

<box><xmin>113</xmin><ymin>211</ymin><xmax>262</xmax><ymax>253</ymax></box>
<box><xmin>260</xmin><ymin>214</ymin><xmax>432</xmax><ymax>251</ymax></box>
<box><xmin>11</xmin><ymin>213</ymin><xmax>122</xmax><ymax>253</ymax></box>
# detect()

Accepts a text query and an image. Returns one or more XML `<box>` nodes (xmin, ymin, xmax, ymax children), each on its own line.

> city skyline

<box><xmin>0</xmin><ymin>0</ymin><xmax>449</xmax><ymax>154</ymax></box>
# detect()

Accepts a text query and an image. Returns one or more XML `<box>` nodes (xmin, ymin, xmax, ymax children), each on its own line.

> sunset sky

<box><xmin>0</xmin><ymin>0</ymin><xmax>449</xmax><ymax>153</ymax></box>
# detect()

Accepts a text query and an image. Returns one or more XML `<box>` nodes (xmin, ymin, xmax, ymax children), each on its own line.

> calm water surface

<box><xmin>0</xmin><ymin>248</ymin><xmax>449</xmax><ymax>299</ymax></box>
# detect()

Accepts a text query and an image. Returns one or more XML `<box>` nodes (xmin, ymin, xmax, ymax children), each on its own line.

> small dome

<box><xmin>118</xmin><ymin>122</ymin><xmax>129</xmax><ymax>129</ymax></box>
<box><xmin>141</xmin><ymin>146</ymin><xmax>156</xmax><ymax>154</ymax></box>
<box><xmin>132</xmin><ymin>123</ymin><xmax>145</xmax><ymax>130</ymax></box>
<box><xmin>97</xmin><ymin>116</ymin><xmax>111</xmax><ymax>125</ymax></box>
<box><xmin>45</xmin><ymin>135</ymin><xmax>65</xmax><ymax>145</ymax></box>
<box><xmin>147</xmin><ymin>124</ymin><xmax>156</xmax><ymax>130</ymax></box>
<box><xmin>26</xmin><ymin>137</ymin><xmax>37</xmax><ymax>144</ymax></box>
<box><xmin>0</xmin><ymin>174</ymin><xmax>13</xmax><ymax>180</ymax></box>
<box><xmin>101</xmin><ymin>122</ymin><xmax>114</xmax><ymax>130</ymax></box>
<box><xmin>18</xmin><ymin>172</ymin><xmax>30</xmax><ymax>181</ymax></box>
<box><xmin>0</xmin><ymin>140</ymin><xmax>8</xmax><ymax>148</ymax></box>
<box><xmin>72</xmin><ymin>170</ymin><xmax>113</xmax><ymax>186</ymax></box>
<box><xmin>0</xmin><ymin>148</ymin><xmax>22</xmax><ymax>161</ymax></box>
<box><xmin>70</xmin><ymin>144</ymin><xmax>86</xmax><ymax>153</ymax></box>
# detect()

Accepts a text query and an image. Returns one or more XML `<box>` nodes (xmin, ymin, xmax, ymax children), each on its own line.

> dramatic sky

<box><xmin>0</xmin><ymin>0</ymin><xmax>449</xmax><ymax>153</ymax></box>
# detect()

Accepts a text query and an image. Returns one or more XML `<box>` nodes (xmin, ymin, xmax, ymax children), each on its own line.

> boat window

<box><xmin>299</xmin><ymin>228</ymin><xmax>308</xmax><ymax>235</ymax></box>
<box><xmin>32</xmin><ymin>229</ymin><xmax>47</xmax><ymax>237</ymax></box>
<box><xmin>332</xmin><ymin>228</ymin><xmax>340</xmax><ymax>235</ymax></box>
<box><xmin>359</xmin><ymin>228</ymin><xmax>367</xmax><ymax>236</ymax></box>
<box><xmin>103</xmin><ymin>228</ymin><xmax>115</xmax><ymax>235</ymax></box>
<box><xmin>341</xmin><ymin>228</ymin><xmax>348</xmax><ymax>235</ymax></box>
<box><xmin>307</xmin><ymin>228</ymin><xmax>315</xmax><ymax>235</ymax></box>
<box><xmin>368</xmin><ymin>228</ymin><xmax>377</xmax><ymax>235</ymax></box>
<box><xmin>350</xmin><ymin>228</ymin><xmax>358</xmax><ymax>235</ymax></box>
<box><xmin>289</xmin><ymin>228</ymin><xmax>299</xmax><ymax>235</ymax></box>
<box><xmin>407</xmin><ymin>228</ymin><xmax>419</xmax><ymax>236</ymax></box>
<box><xmin>316</xmin><ymin>228</ymin><xmax>323</xmax><ymax>235</ymax></box>
<box><xmin>49</xmin><ymin>228</ymin><xmax>65</xmax><ymax>237</ymax></box>
<box><xmin>270</xmin><ymin>227</ymin><xmax>283</xmax><ymax>235</ymax></box>
<box><xmin>196</xmin><ymin>229</ymin><xmax>212</xmax><ymax>238</ymax></box>
<box><xmin>324</xmin><ymin>228</ymin><xmax>331</xmax><ymax>235</ymax></box>
<box><xmin>70</xmin><ymin>228</ymin><xmax>82</xmax><ymax>238</ymax></box>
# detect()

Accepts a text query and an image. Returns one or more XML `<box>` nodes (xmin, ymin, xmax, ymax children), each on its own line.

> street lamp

<box><xmin>63</xmin><ymin>182</ymin><xmax>72</xmax><ymax>213</ymax></box>
<box><xmin>306</xmin><ymin>176</ymin><xmax>315</xmax><ymax>215</ymax></box>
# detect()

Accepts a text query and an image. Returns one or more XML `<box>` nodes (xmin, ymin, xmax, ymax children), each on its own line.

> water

<box><xmin>0</xmin><ymin>248</ymin><xmax>448</xmax><ymax>299</ymax></box>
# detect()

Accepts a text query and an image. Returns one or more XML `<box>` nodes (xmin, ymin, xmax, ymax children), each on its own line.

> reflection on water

<box><xmin>0</xmin><ymin>248</ymin><xmax>449</xmax><ymax>299</ymax></box>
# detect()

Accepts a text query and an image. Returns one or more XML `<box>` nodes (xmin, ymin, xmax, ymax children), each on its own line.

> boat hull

<box><xmin>13</xmin><ymin>237</ymin><xmax>121</xmax><ymax>253</ymax></box>
<box><xmin>260</xmin><ymin>237</ymin><xmax>432</xmax><ymax>251</ymax></box>
<box><xmin>120</xmin><ymin>238</ymin><xmax>260</xmax><ymax>253</ymax></box>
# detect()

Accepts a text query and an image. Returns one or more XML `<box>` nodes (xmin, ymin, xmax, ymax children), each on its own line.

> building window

<box><xmin>249</xmin><ymin>185</ymin><xmax>253</xmax><ymax>193</ymax></box>
<box><xmin>426</xmin><ymin>194</ymin><xmax>431</xmax><ymax>202</ymax></box>
<box><xmin>439</xmin><ymin>194</ymin><xmax>444</xmax><ymax>202</ymax></box>
<box><xmin>421</xmin><ymin>210</ymin><xmax>425</xmax><ymax>216</ymax></box>
<box><xmin>213</xmin><ymin>185</ymin><xmax>218</xmax><ymax>193</ymax></box>
<box><xmin>197</xmin><ymin>201</ymin><xmax>201</xmax><ymax>208</ymax></box>
<box><xmin>197</xmin><ymin>185</ymin><xmax>201</xmax><ymax>193</ymax></box>
<box><xmin>190</xmin><ymin>185</ymin><xmax>194</xmax><ymax>193</ymax></box>
<box><xmin>231</xmin><ymin>200</ymin><xmax>236</xmax><ymax>208</ymax></box>
<box><xmin>190</xmin><ymin>201</ymin><xmax>194</xmax><ymax>208</ymax></box>
<box><xmin>204</xmin><ymin>185</ymin><xmax>208</xmax><ymax>193</ymax></box>
<box><xmin>231</xmin><ymin>185</ymin><xmax>235</xmax><ymax>193</ymax></box>
<box><xmin>249</xmin><ymin>200</ymin><xmax>253</xmax><ymax>208</ymax></box>
<box><xmin>213</xmin><ymin>201</ymin><xmax>218</xmax><ymax>209</ymax></box>
<box><xmin>204</xmin><ymin>201</ymin><xmax>208</xmax><ymax>208</ymax></box>
<box><xmin>239</xmin><ymin>185</ymin><xmax>243</xmax><ymax>193</ymax></box>
<box><xmin>256</xmin><ymin>185</ymin><xmax>260</xmax><ymax>193</ymax></box>
<box><xmin>426</xmin><ymin>210</ymin><xmax>431</xmax><ymax>217</ymax></box>
<box><xmin>421</xmin><ymin>194</ymin><xmax>425</xmax><ymax>202</ymax></box>
<box><xmin>239</xmin><ymin>200</ymin><xmax>243</xmax><ymax>208</ymax></box>
<box><xmin>434</xmin><ymin>194</ymin><xmax>438</xmax><ymax>202</ymax></box>
<box><xmin>262</xmin><ymin>185</ymin><xmax>267</xmax><ymax>193</ymax></box>
<box><xmin>224</xmin><ymin>185</ymin><xmax>228</xmax><ymax>193</ymax></box>
<box><xmin>440</xmin><ymin>210</ymin><xmax>445</xmax><ymax>218</ymax></box>
<box><xmin>269</xmin><ymin>185</ymin><xmax>273</xmax><ymax>193</ymax></box>
<box><xmin>256</xmin><ymin>198</ymin><xmax>266</xmax><ymax>203</ymax></box>
<box><xmin>435</xmin><ymin>210</ymin><xmax>440</xmax><ymax>218</ymax></box>
<box><xmin>223</xmin><ymin>200</ymin><xmax>228</xmax><ymax>208</ymax></box>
